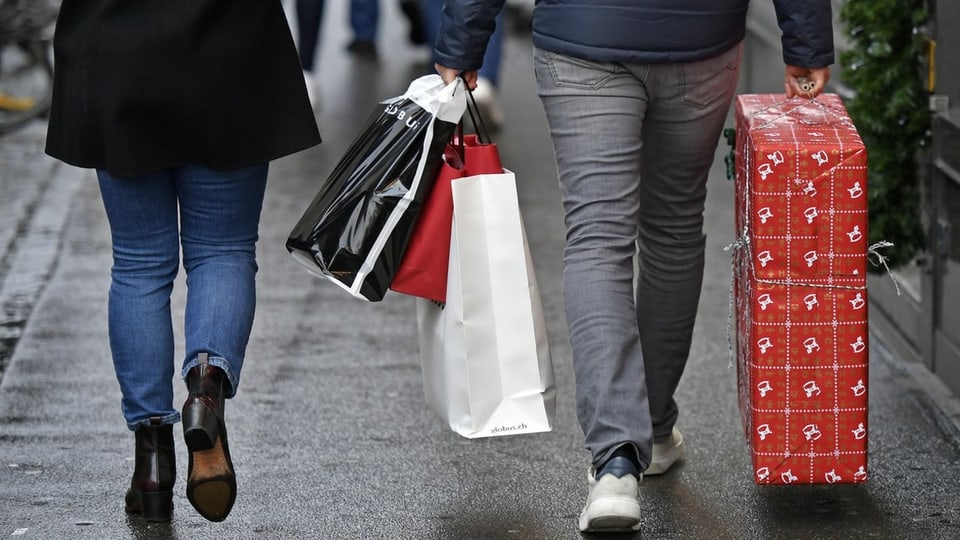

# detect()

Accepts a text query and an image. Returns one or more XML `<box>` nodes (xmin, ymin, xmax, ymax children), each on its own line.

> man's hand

<box><xmin>784</xmin><ymin>65</ymin><xmax>830</xmax><ymax>99</ymax></box>
<box><xmin>435</xmin><ymin>64</ymin><xmax>478</xmax><ymax>90</ymax></box>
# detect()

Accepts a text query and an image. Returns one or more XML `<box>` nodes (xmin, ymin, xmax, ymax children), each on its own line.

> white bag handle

<box><xmin>404</xmin><ymin>74</ymin><xmax>466</xmax><ymax>124</ymax></box>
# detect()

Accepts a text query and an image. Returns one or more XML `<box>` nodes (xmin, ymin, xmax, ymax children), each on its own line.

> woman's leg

<box><xmin>96</xmin><ymin>168</ymin><xmax>181</xmax><ymax>432</ymax></box>
<box><xmin>176</xmin><ymin>163</ymin><xmax>269</xmax><ymax>396</ymax></box>
<box><xmin>175</xmin><ymin>162</ymin><xmax>267</xmax><ymax>523</ymax></box>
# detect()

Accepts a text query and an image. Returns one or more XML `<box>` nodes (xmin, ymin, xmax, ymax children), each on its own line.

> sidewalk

<box><xmin>3</xmin><ymin>4</ymin><xmax>960</xmax><ymax>539</ymax></box>
<box><xmin>0</xmin><ymin>122</ymin><xmax>80</xmax><ymax>378</ymax></box>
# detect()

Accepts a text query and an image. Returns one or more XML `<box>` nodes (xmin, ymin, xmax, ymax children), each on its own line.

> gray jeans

<box><xmin>533</xmin><ymin>43</ymin><xmax>742</xmax><ymax>470</ymax></box>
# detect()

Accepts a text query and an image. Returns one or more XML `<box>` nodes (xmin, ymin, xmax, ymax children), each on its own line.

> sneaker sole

<box><xmin>579</xmin><ymin>497</ymin><xmax>642</xmax><ymax>532</ymax></box>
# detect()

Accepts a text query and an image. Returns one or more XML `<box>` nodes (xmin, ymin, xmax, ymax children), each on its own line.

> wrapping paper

<box><xmin>733</xmin><ymin>94</ymin><xmax>869</xmax><ymax>485</ymax></box>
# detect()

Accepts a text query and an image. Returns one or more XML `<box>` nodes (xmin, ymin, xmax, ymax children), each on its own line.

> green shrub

<box><xmin>840</xmin><ymin>0</ymin><xmax>931</xmax><ymax>271</ymax></box>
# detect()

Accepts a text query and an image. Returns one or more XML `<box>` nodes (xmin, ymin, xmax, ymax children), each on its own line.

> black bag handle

<box><xmin>457</xmin><ymin>116</ymin><xmax>465</xmax><ymax>153</ymax></box>
<box><xmin>459</xmin><ymin>74</ymin><xmax>492</xmax><ymax>145</ymax></box>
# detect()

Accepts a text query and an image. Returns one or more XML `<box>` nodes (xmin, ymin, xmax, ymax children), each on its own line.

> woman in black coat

<box><xmin>45</xmin><ymin>0</ymin><xmax>321</xmax><ymax>523</ymax></box>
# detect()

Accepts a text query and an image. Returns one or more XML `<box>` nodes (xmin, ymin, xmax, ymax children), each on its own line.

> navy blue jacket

<box><xmin>434</xmin><ymin>0</ymin><xmax>833</xmax><ymax>71</ymax></box>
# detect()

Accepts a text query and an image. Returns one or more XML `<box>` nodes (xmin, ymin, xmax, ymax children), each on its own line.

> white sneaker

<box><xmin>578</xmin><ymin>463</ymin><xmax>642</xmax><ymax>533</ymax></box>
<box><xmin>646</xmin><ymin>427</ymin><xmax>683</xmax><ymax>476</ymax></box>
<box><xmin>471</xmin><ymin>77</ymin><xmax>504</xmax><ymax>132</ymax></box>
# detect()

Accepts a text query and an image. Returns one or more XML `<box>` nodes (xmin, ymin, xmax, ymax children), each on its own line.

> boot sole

<box><xmin>187</xmin><ymin>436</ymin><xmax>236</xmax><ymax>522</ymax></box>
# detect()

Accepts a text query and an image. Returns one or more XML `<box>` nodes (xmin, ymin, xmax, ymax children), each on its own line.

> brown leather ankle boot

<box><xmin>182</xmin><ymin>353</ymin><xmax>236</xmax><ymax>522</ymax></box>
<box><xmin>125</xmin><ymin>417</ymin><xmax>175</xmax><ymax>522</ymax></box>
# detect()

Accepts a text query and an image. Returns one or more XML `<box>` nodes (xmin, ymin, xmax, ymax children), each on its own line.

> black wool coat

<box><xmin>45</xmin><ymin>0</ymin><xmax>321</xmax><ymax>178</ymax></box>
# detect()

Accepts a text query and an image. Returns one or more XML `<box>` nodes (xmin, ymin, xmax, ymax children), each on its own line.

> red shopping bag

<box><xmin>390</xmin><ymin>134</ymin><xmax>502</xmax><ymax>302</ymax></box>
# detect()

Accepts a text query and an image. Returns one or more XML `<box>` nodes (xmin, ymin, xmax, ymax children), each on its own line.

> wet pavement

<box><xmin>2</xmin><ymin>3</ymin><xmax>960</xmax><ymax>539</ymax></box>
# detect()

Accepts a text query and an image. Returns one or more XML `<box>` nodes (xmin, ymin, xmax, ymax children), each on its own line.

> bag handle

<box><xmin>452</xmin><ymin>117</ymin><xmax>465</xmax><ymax>165</ymax></box>
<box><xmin>459</xmin><ymin>74</ymin><xmax>492</xmax><ymax>145</ymax></box>
<box><xmin>446</xmin><ymin>74</ymin><xmax>494</xmax><ymax>169</ymax></box>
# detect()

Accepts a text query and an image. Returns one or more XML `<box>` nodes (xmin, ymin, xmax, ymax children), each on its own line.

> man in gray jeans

<box><xmin>434</xmin><ymin>0</ymin><xmax>833</xmax><ymax>532</ymax></box>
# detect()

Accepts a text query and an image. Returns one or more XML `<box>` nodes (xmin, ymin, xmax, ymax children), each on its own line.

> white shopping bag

<box><xmin>416</xmin><ymin>170</ymin><xmax>556</xmax><ymax>438</ymax></box>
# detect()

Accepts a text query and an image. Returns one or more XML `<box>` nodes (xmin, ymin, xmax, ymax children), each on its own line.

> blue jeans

<box><xmin>350</xmin><ymin>0</ymin><xmax>379</xmax><ymax>42</ymax></box>
<box><xmin>422</xmin><ymin>0</ymin><xmax>503</xmax><ymax>86</ymax></box>
<box><xmin>534</xmin><ymin>44</ymin><xmax>742</xmax><ymax>471</ymax></box>
<box><xmin>96</xmin><ymin>164</ymin><xmax>269</xmax><ymax>431</ymax></box>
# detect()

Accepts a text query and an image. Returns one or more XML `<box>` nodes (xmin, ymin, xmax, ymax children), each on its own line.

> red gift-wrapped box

<box><xmin>733</xmin><ymin>94</ymin><xmax>869</xmax><ymax>485</ymax></box>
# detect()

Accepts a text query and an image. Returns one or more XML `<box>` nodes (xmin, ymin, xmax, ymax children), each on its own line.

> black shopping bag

<box><xmin>286</xmin><ymin>75</ymin><xmax>466</xmax><ymax>301</ymax></box>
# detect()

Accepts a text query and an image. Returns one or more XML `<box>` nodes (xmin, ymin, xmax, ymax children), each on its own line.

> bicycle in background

<box><xmin>0</xmin><ymin>0</ymin><xmax>59</xmax><ymax>134</ymax></box>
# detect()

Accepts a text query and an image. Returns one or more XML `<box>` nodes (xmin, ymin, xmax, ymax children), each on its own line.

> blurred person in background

<box><xmin>433</xmin><ymin>0</ymin><xmax>831</xmax><ymax>533</ymax></box>
<box><xmin>346</xmin><ymin>0</ymin><xmax>427</xmax><ymax>55</ymax></box>
<box><xmin>295</xmin><ymin>0</ymin><xmax>326</xmax><ymax>106</ymax></box>
<box><xmin>294</xmin><ymin>0</ymin><xmax>426</xmax><ymax>105</ymax></box>
<box><xmin>45</xmin><ymin>0</ymin><xmax>321</xmax><ymax>523</ymax></box>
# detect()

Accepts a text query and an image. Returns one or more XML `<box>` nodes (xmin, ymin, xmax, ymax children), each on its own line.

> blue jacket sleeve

<box><xmin>433</xmin><ymin>0</ymin><xmax>505</xmax><ymax>71</ymax></box>
<box><xmin>773</xmin><ymin>0</ymin><xmax>835</xmax><ymax>67</ymax></box>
